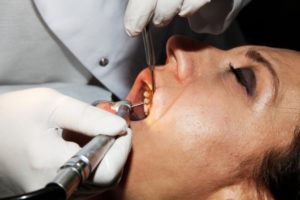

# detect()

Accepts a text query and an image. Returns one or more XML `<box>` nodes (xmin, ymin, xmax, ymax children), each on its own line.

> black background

<box><xmin>237</xmin><ymin>0</ymin><xmax>300</xmax><ymax>51</ymax></box>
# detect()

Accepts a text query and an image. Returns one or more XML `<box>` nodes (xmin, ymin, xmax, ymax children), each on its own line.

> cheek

<box><xmin>156</xmin><ymin>86</ymin><xmax>248</xmax><ymax>171</ymax></box>
<box><xmin>163</xmin><ymin>88</ymin><xmax>234</xmax><ymax>138</ymax></box>
<box><xmin>151</xmin><ymin>92</ymin><xmax>235</xmax><ymax>175</ymax></box>
<box><xmin>164</xmin><ymin>102</ymin><xmax>231</xmax><ymax>153</ymax></box>
<box><xmin>127</xmin><ymin>94</ymin><xmax>254</xmax><ymax>197</ymax></box>
<box><xmin>149</xmin><ymin>85</ymin><xmax>184</xmax><ymax>123</ymax></box>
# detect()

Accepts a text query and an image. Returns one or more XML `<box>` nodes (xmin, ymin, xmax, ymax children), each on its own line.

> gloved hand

<box><xmin>0</xmin><ymin>88</ymin><xmax>132</xmax><ymax>194</ymax></box>
<box><xmin>124</xmin><ymin>0</ymin><xmax>211</xmax><ymax>36</ymax></box>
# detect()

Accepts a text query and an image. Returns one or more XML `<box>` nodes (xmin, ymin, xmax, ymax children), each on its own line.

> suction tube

<box><xmin>2</xmin><ymin>184</ymin><xmax>65</xmax><ymax>200</ymax></box>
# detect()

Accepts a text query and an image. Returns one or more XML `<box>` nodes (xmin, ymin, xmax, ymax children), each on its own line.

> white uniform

<box><xmin>0</xmin><ymin>0</ymin><xmax>248</xmax><ymax>101</ymax></box>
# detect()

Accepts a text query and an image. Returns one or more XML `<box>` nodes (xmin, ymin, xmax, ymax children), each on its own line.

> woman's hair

<box><xmin>258</xmin><ymin>127</ymin><xmax>300</xmax><ymax>200</ymax></box>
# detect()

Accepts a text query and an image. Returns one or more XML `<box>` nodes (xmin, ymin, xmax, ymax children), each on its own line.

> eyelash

<box><xmin>229</xmin><ymin>63</ymin><xmax>256</xmax><ymax>96</ymax></box>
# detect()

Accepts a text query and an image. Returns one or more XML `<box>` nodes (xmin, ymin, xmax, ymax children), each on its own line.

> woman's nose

<box><xmin>166</xmin><ymin>35</ymin><xmax>221</xmax><ymax>81</ymax></box>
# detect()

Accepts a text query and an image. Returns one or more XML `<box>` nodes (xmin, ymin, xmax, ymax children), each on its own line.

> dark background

<box><xmin>237</xmin><ymin>0</ymin><xmax>300</xmax><ymax>51</ymax></box>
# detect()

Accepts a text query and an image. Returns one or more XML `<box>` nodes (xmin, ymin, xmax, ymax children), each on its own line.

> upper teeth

<box><xmin>143</xmin><ymin>83</ymin><xmax>152</xmax><ymax>116</ymax></box>
<box><xmin>143</xmin><ymin>91</ymin><xmax>150</xmax><ymax>98</ymax></box>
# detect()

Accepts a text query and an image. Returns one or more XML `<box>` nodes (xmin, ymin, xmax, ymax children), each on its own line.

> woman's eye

<box><xmin>230</xmin><ymin>64</ymin><xmax>256</xmax><ymax>96</ymax></box>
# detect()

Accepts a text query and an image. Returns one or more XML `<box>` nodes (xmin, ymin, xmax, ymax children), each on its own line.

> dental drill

<box><xmin>48</xmin><ymin>100</ymin><xmax>132</xmax><ymax>199</ymax></box>
<box><xmin>3</xmin><ymin>100</ymin><xmax>137</xmax><ymax>200</ymax></box>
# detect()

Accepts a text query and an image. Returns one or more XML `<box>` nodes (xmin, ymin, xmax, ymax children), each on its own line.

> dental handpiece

<box><xmin>48</xmin><ymin>101</ymin><xmax>132</xmax><ymax>199</ymax></box>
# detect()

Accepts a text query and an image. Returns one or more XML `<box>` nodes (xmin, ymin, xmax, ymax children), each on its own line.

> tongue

<box><xmin>130</xmin><ymin>105</ymin><xmax>147</xmax><ymax>121</ymax></box>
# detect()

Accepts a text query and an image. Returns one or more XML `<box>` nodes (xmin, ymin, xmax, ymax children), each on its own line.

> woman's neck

<box><xmin>93</xmin><ymin>181</ymin><xmax>274</xmax><ymax>200</ymax></box>
<box><xmin>206</xmin><ymin>181</ymin><xmax>274</xmax><ymax>200</ymax></box>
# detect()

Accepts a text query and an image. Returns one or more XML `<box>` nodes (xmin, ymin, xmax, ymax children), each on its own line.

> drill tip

<box><xmin>131</xmin><ymin>102</ymin><xmax>145</xmax><ymax>108</ymax></box>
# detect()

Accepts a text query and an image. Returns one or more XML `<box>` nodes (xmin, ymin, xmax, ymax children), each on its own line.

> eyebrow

<box><xmin>245</xmin><ymin>50</ymin><xmax>279</xmax><ymax>101</ymax></box>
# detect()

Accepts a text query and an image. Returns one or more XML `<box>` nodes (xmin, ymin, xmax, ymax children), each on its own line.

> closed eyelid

<box><xmin>245</xmin><ymin>49</ymin><xmax>279</xmax><ymax>102</ymax></box>
<box><xmin>229</xmin><ymin>64</ymin><xmax>257</xmax><ymax>96</ymax></box>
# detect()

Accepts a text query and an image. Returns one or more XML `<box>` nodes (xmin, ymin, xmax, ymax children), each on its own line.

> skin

<box><xmin>97</xmin><ymin>36</ymin><xmax>300</xmax><ymax>200</ymax></box>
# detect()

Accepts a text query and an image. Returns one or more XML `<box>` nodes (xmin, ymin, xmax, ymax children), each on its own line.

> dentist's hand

<box><xmin>0</xmin><ymin>88</ymin><xmax>132</xmax><ymax>194</ymax></box>
<box><xmin>124</xmin><ymin>0</ymin><xmax>211</xmax><ymax>36</ymax></box>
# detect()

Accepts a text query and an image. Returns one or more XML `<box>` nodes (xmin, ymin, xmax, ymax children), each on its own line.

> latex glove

<box><xmin>0</xmin><ymin>88</ymin><xmax>132</xmax><ymax>194</ymax></box>
<box><xmin>124</xmin><ymin>0</ymin><xmax>211</xmax><ymax>36</ymax></box>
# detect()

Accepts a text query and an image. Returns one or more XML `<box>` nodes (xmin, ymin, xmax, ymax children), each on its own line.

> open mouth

<box><xmin>130</xmin><ymin>81</ymin><xmax>153</xmax><ymax>121</ymax></box>
<box><xmin>127</xmin><ymin>69</ymin><xmax>154</xmax><ymax>121</ymax></box>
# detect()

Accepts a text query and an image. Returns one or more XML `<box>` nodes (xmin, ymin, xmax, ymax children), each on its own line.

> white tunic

<box><xmin>0</xmin><ymin>1</ymin><xmax>91</xmax><ymax>84</ymax></box>
<box><xmin>0</xmin><ymin>0</ymin><xmax>249</xmax><ymax>100</ymax></box>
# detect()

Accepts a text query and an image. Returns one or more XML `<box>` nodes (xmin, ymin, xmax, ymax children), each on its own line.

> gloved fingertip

<box><xmin>124</xmin><ymin>13</ymin><xmax>152</xmax><ymax>37</ymax></box>
<box><xmin>152</xmin><ymin>17</ymin><xmax>171</xmax><ymax>27</ymax></box>
<box><xmin>124</xmin><ymin>15</ymin><xmax>150</xmax><ymax>37</ymax></box>
<box><xmin>125</xmin><ymin>27</ymin><xmax>141</xmax><ymax>37</ymax></box>
<box><xmin>124</xmin><ymin>20</ymin><xmax>145</xmax><ymax>36</ymax></box>
<box><xmin>108</xmin><ymin>117</ymin><xmax>128</xmax><ymax>135</ymax></box>
<box><xmin>92</xmin><ymin>131</ymin><xmax>132</xmax><ymax>185</ymax></box>
<box><xmin>178</xmin><ymin>13</ymin><xmax>185</xmax><ymax>17</ymax></box>
<box><xmin>180</xmin><ymin>0</ymin><xmax>211</xmax><ymax>17</ymax></box>
<box><xmin>152</xmin><ymin>19</ymin><xmax>162</xmax><ymax>27</ymax></box>
<box><xmin>179</xmin><ymin>4</ymin><xmax>193</xmax><ymax>17</ymax></box>
<box><xmin>124</xmin><ymin>128</ymin><xmax>133</xmax><ymax>143</ymax></box>
<box><xmin>178</xmin><ymin>9</ymin><xmax>189</xmax><ymax>17</ymax></box>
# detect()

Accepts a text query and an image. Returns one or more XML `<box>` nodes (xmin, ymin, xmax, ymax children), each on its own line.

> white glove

<box><xmin>0</xmin><ymin>88</ymin><xmax>132</xmax><ymax>194</ymax></box>
<box><xmin>124</xmin><ymin>0</ymin><xmax>211</xmax><ymax>36</ymax></box>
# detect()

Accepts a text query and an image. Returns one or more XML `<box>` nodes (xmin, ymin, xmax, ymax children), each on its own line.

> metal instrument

<box><xmin>48</xmin><ymin>100</ymin><xmax>139</xmax><ymax>199</ymax></box>
<box><xmin>142</xmin><ymin>25</ymin><xmax>156</xmax><ymax>93</ymax></box>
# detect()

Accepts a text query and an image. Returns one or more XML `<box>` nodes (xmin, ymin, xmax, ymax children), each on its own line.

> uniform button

<box><xmin>99</xmin><ymin>57</ymin><xmax>109</xmax><ymax>67</ymax></box>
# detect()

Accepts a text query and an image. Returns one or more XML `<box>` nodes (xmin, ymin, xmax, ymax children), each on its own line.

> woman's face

<box><xmin>121</xmin><ymin>36</ymin><xmax>300</xmax><ymax>200</ymax></box>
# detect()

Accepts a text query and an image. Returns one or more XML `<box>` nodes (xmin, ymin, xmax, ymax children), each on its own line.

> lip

<box><xmin>127</xmin><ymin>68</ymin><xmax>153</xmax><ymax>103</ymax></box>
<box><xmin>126</xmin><ymin>68</ymin><xmax>154</xmax><ymax>121</ymax></box>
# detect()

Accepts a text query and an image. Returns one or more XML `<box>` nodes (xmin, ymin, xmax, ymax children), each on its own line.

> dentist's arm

<box><xmin>124</xmin><ymin>0</ymin><xmax>251</xmax><ymax>36</ymax></box>
<box><xmin>0</xmin><ymin>88</ymin><xmax>132</xmax><ymax>194</ymax></box>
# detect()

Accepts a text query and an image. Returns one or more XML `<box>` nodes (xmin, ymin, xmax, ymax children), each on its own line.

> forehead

<box><xmin>262</xmin><ymin>47</ymin><xmax>300</xmax><ymax>89</ymax></box>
